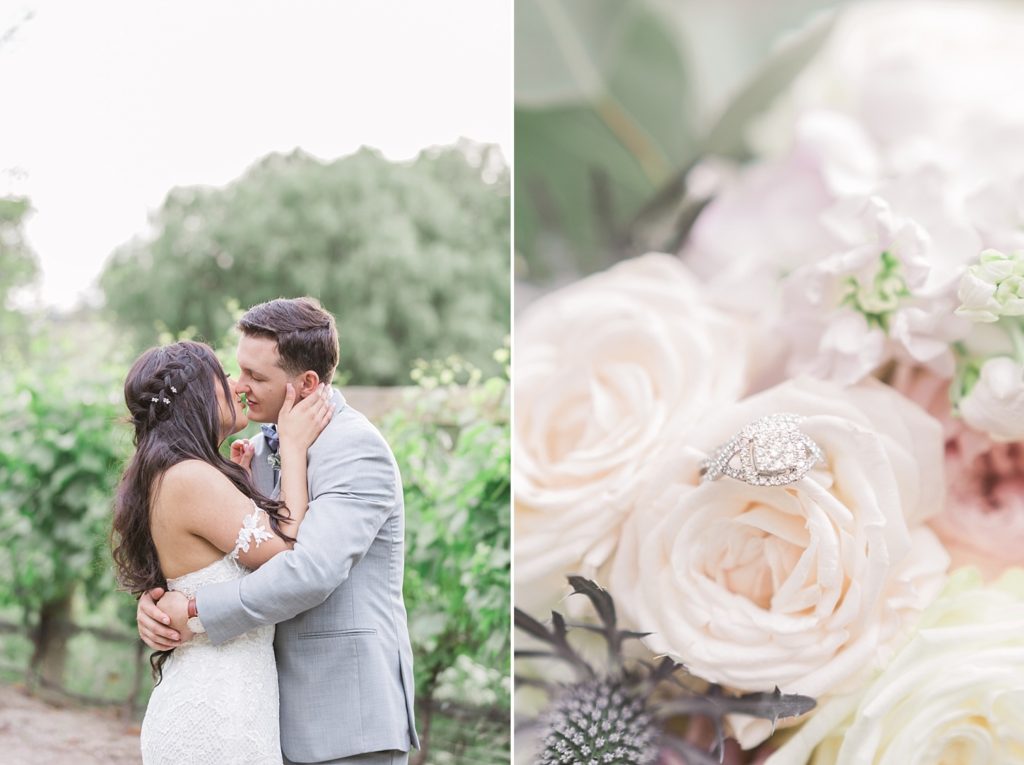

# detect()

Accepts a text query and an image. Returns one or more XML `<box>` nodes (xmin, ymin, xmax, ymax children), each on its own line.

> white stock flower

<box><xmin>781</xmin><ymin>194</ymin><xmax>969</xmax><ymax>383</ymax></box>
<box><xmin>958</xmin><ymin>355</ymin><xmax>1024</xmax><ymax>442</ymax></box>
<box><xmin>685</xmin><ymin>2</ymin><xmax>1024</xmax><ymax>391</ymax></box>
<box><xmin>514</xmin><ymin>254</ymin><xmax>752</xmax><ymax>613</ymax></box>
<box><xmin>767</xmin><ymin>568</ymin><xmax>1024</xmax><ymax>765</ymax></box>
<box><xmin>956</xmin><ymin>248</ymin><xmax>1024</xmax><ymax>323</ymax></box>
<box><xmin>685</xmin><ymin>111</ymin><xmax>876</xmax><ymax>319</ymax></box>
<box><xmin>608</xmin><ymin>377</ymin><xmax>950</xmax><ymax>748</ymax></box>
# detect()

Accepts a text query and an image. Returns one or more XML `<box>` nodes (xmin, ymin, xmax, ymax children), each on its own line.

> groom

<box><xmin>137</xmin><ymin>297</ymin><xmax>419</xmax><ymax>765</ymax></box>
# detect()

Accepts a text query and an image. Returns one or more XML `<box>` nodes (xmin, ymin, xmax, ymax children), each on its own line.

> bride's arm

<box><xmin>136</xmin><ymin>387</ymin><xmax>333</xmax><ymax>649</ymax></box>
<box><xmin>274</xmin><ymin>382</ymin><xmax>334</xmax><ymax>536</ymax></box>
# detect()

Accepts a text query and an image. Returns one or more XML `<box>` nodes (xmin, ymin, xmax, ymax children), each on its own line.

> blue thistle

<box><xmin>516</xmin><ymin>577</ymin><xmax>816</xmax><ymax>765</ymax></box>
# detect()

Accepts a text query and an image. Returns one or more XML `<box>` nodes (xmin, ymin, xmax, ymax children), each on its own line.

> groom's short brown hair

<box><xmin>238</xmin><ymin>297</ymin><xmax>339</xmax><ymax>384</ymax></box>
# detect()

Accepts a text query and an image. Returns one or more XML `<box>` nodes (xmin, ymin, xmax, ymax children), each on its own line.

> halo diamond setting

<box><xmin>700</xmin><ymin>413</ymin><xmax>825</xmax><ymax>486</ymax></box>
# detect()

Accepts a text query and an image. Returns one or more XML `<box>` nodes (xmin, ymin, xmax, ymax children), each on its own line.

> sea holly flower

<box><xmin>955</xmin><ymin>248</ymin><xmax>1024</xmax><ymax>323</ymax></box>
<box><xmin>515</xmin><ymin>577</ymin><xmax>815</xmax><ymax>765</ymax></box>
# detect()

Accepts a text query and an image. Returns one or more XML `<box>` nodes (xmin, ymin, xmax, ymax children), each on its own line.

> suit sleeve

<box><xmin>196</xmin><ymin>424</ymin><xmax>399</xmax><ymax>645</ymax></box>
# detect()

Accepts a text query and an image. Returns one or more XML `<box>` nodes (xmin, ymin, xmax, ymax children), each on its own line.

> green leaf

<box><xmin>515</xmin><ymin>0</ymin><xmax>694</xmax><ymax>278</ymax></box>
<box><xmin>625</xmin><ymin>9</ymin><xmax>838</xmax><ymax>252</ymax></box>
<box><xmin>700</xmin><ymin>10</ymin><xmax>838</xmax><ymax>160</ymax></box>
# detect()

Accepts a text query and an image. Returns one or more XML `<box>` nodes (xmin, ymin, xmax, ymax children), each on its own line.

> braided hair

<box><xmin>111</xmin><ymin>340</ymin><xmax>291</xmax><ymax>682</ymax></box>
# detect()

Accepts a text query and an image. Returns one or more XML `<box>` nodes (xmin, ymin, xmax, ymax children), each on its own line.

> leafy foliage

<box><xmin>384</xmin><ymin>350</ymin><xmax>510</xmax><ymax>709</ymax></box>
<box><xmin>99</xmin><ymin>142</ymin><xmax>509</xmax><ymax>385</ymax></box>
<box><xmin>0</xmin><ymin>310</ymin><xmax>510</xmax><ymax>730</ymax></box>
<box><xmin>0</xmin><ymin>325</ymin><xmax>130</xmax><ymax>618</ymax></box>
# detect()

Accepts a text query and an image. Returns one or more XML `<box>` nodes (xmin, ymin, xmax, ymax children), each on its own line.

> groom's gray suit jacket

<box><xmin>197</xmin><ymin>389</ymin><xmax>419</xmax><ymax>763</ymax></box>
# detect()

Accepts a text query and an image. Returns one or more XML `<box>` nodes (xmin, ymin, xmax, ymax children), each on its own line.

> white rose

<box><xmin>608</xmin><ymin>377</ymin><xmax>950</xmax><ymax>747</ymax></box>
<box><xmin>958</xmin><ymin>355</ymin><xmax>1024</xmax><ymax>442</ymax></box>
<box><xmin>514</xmin><ymin>253</ymin><xmax>752</xmax><ymax>613</ymax></box>
<box><xmin>768</xmin><ymin>568</ymin><xmax>1024</xmax><ymax>765</ymax></box>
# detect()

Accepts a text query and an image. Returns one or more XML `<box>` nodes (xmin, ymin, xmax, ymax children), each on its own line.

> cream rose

<box><xmin>608</xmin><ymin>377</ymin><xmax>950</xmax><ymax>747</ymax></box>
<box><xmin>514</xmin><ymin>253</ymin><xmax>751</xmax><ymax>613</ymax></box>
<box><xmin>768</xmin><ymin>568</ymin><xmax>1024</xmax><ymax>765</ymax></box>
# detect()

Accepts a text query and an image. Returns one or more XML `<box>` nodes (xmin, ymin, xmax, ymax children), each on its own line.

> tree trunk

<box><xmin>29</xmin><ymin>591</ymin><xmax>73</xmax><ymax>691</ymax></box>
<box><xmin>413</xmin><ymin>697</ymin><xmax>434</xmax><ymax>765</ymax></box>
<box><xmin>124</xmin><ymin>639</ymin><xmax>147</xmax><ymax>719</ymax></box>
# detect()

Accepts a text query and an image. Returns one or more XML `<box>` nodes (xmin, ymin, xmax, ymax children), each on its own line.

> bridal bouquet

<box><xmin>514</xmin><ymin>2</ymin><xmax>1024</xmax><ymax>763</ymax></box>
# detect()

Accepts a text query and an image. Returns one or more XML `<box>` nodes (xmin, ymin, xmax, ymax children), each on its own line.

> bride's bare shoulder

<box><xmin>154</xmin><ymin>460</ymin><xmax>235</xmax><ymax>511</ymax></box>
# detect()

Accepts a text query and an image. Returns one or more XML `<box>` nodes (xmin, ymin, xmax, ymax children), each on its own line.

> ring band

<box><xmin>699</xmin><ymin>413</ymin><xmax>824</xmax><ymax>486</ymax></box>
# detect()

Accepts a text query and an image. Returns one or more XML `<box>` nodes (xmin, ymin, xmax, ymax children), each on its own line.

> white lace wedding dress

<box><xmin>140</xmin><ymin>549</ymin><xmax>281</xmax><ymax>764</ymax></box>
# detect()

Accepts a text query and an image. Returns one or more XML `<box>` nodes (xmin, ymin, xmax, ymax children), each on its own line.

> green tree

<box><xmin>100</xmin><ymin>142</ymin><xmax>510</xmax><ymax>385</ymax></box>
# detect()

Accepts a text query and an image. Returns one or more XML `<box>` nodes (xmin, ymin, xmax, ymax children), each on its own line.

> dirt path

<box><xmin>0</xmin><ymin>684</ymin><xmax>141</xmax><ymax>765</ymax></box>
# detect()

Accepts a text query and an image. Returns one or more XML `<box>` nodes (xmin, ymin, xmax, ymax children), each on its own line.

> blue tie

<box><xmin>260</xmin><ymin>424</ymin><xmax>281</xmax><ymax>490</ymax></box>
<box><xmin>261</xmin><ymin>423</ymin><xmax>279</xmax><ymax>454</ymax></box>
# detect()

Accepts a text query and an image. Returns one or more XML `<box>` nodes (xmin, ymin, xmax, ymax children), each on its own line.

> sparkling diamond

<box><xmin>701</xmin><ymin>413</ymin><xmax>824</xmax><ymax>486</ymax></box>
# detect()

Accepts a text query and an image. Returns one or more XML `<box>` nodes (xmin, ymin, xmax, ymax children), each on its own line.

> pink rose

<box><xmin>894</xmin><ymin>365</ymin><xmax>1024</xmax><ymax>578</ymax></box>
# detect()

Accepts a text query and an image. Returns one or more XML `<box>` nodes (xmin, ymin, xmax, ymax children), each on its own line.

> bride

<box><xmin>111</xmin><ymin>340</ymin><xmax>334</xmax><ymax>764</ymax></box>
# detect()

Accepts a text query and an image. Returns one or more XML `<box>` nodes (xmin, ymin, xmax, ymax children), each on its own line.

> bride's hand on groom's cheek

<box><xmin>137</xmin><ymin>587</ymin><xmax>189</xmax><ymax>650</ymax></box>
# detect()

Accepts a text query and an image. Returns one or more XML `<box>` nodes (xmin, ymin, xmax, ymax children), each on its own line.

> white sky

<box><xmin>0</xmin><ymin>0</ymin><xmax>511</xmax><ymax>311</ymax></box>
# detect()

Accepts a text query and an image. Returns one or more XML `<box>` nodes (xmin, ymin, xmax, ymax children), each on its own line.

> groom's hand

<box><xmin>138</xmin><ymin>587</ymin><xmax>185</xmax><ymax>650</ymax></box>
<box><xmin>155</xmin><ymin>590</ymin><xmax>194</xmax><ymax>644</ymax></box>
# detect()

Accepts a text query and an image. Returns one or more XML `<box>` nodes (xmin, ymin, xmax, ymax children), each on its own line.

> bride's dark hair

<box><xmin>111</xmin><ymin>340</ymin><xmax>290</xmax><ymax>681</ymax></box>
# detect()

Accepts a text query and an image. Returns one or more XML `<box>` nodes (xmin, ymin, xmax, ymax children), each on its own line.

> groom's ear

<box><xmin>295</xmin><ymin>371</ymin><xmax>321</xmax><ymax>398</ymax></box>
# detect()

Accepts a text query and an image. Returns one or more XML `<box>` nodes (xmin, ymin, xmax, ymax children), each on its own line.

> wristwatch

<box><xmin>186</xmin><ymin>596</ymin><xmax>206</xmax><ymax>634</ymax></box>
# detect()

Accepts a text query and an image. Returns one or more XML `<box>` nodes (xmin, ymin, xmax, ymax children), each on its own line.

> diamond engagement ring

<box><xmin>699</xmin><ymin>413</ymin><xmax>825</xmax><ymax>486</ymax></box>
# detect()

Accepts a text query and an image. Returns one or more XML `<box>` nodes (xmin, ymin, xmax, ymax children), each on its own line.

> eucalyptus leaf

<box><xmin>515</xmin><ymin>0</ymin><xmax>695</xmax><ymax>278</ymax></box>
<box><xmin>625</xmin><ymin>8</ymin><xmax>839</xmax><ymax>253</ymax></box>
<box><xmin>517</xmin><ymin>0</ymin><xmax>841</xmax><ymax>274</ymax></box>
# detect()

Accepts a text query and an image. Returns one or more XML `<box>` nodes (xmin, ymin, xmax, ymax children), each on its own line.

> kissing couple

<box><xmin>112</xmin><ymin>297</ymin><xmax>419</xmax><ymax>764</ymax></box>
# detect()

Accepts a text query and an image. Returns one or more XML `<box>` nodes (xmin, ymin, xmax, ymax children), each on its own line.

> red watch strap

<box><xmin>187</xmin><ymin>597</ymin><xmax>198</xmax><ymax>619</ymax></box>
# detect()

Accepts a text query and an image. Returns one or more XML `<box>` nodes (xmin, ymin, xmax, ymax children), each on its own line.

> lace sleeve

<box><xmin>230</xmin><ymin>501</ymin><xmax>276</xmax><ymax>560</ymax></box>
